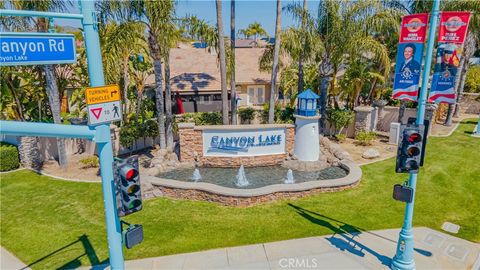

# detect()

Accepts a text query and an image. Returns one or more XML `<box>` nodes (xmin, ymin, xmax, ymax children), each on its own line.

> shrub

<box><xmin>261</xmin><ymin>103</ymin><xmax>294</xmax><ymax>124</ymax></box>
<box><xmin>355</xmin><ymin>130</ymin><xmax>377</xmax><ymax>146</ymax></box>
<box><xmin>278</xmin><ymin>106</ymin><xmax>295</xmax><ymax>124</ymax></box>
<box><xmin>326</xmin><ymin>109</ymin><xmax>354</xmax><ymax>136</ymax></box>
<box><xmin>193</xmin><ymin>112</ymin><xmax>222</xmax><ymax>125</ymax></box>
<box><xmin>0</xmin><ymin>142</ymin><xmax>20</xmax><ymax>171</ymax></box>
<box><xmin>142</xmin><ymin>119</ymin><xmax>159</xmax><ymax>139</ymax></box>
<box><xmin>120</xmin><ymin>122</ymin><xmax>140</xmax><ymax>148</ymax></box>
<box><xmin>464</xmin><ymin>66</ymin><xmax>480</xmax><ymax>93</ymax></box>
<box><xmin>238</xmin><ymin>107</ymin><xmax>256</xmax><ymax>124</ymax></box>
<box><xmin>335</xmin><ymin>134</ymin><xmax>347</xmax><ymax>143</ymax></box>
<box><xmin>79</xmin><ymin>156</ymin><xmax>99</xmax><ymax>168</ymax></box>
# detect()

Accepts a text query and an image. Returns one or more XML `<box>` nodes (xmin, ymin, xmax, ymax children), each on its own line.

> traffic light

<box><xmin>114</xmin><ymin>156</ymin><xmax>142</xmax><ymax>217</ymax></box>
<box><xmin>395</xmin><ymin>122</ymin><xmax>426</xmax><ymax>173</ymax></box>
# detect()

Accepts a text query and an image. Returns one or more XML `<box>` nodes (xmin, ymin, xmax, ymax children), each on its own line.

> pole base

<box><xmin>391</xmin><ymin>228</ymin><xmax>416</xmax><ymax>270</ymax></box>
<box><xmin>391</xmin><ymin>256</ymin><xmax>415</xmax><ymax>270</ymax></box>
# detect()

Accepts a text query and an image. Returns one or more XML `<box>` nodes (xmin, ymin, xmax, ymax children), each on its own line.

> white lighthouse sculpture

<box><xmin>294</xmin><ymin>89</ymin><xmax>320</xmax><ymax>161</ymax></box>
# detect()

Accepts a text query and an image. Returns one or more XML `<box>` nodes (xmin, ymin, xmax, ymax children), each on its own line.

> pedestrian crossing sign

<box><xmin>87</xmin><ymin>100</ymin><xmax>122</xmax><ymax>125</ymax></box>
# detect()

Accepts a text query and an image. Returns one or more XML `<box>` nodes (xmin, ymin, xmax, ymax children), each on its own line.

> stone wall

<box><xmin>0</xmin><ymin>124</ymin><xmax>160</xmax><ymax>162</ymax></box>
<box><xmin>178</xmin><ymin>123</ymin><xmax>295</xmax><ymax>167</ymax></box>
<box><xmin>156</xmin><ymin>181</ymin><xmax>359</xmax><ymax>207</ymax></box>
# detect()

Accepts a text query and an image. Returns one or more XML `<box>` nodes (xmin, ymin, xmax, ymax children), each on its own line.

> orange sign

<box><xmin>85</xmin><ymin>85</ymin><xmax>121</xmax><ymax>105</ymax></box>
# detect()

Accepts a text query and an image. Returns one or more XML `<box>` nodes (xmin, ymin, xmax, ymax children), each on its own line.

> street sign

<box><xmin>392</xmin><ymin>184</ymin><xmax>413</xmax><ymax>203</ymax></box>
<box><xmin>87</xmin><ymin>101</ymin><xmax>122</xmax><ymax>125</ymax></box>
<box><xmin>85</xmin><ymin>85</ymin><xmax>121</xmax><ymax>105</ymax></box>
<box><xmin>0</xmin><ymin>32</ymin><xmax>76</xmax><ymax>66</ymax></box>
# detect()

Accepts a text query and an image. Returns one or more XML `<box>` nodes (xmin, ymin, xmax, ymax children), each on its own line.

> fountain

<box><xmin>235</xmin><ymin>165</ymin><xmax>250</xmax><ymax>187</ymax></box>
<box><xmin>191</xmin><ymin>168</ymin><xmax>202</xmax><ymax>182</ymax></box>
<box><xmin>284</xmin><ymin>169</ymin><xmax>295</xmax><ymax>184</ymax></box>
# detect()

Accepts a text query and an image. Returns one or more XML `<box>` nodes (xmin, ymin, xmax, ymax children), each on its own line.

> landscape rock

<box><xmin>362</xmin><ymin>148</ymin><xmax>380</xmax><ymax>159</ymax></box>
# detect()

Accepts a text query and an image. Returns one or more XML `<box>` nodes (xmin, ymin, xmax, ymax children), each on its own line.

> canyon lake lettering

<box><xmin>209</xmin><ymin>134</ymin><xmax>282</xmax><ymax>152</ymax></box>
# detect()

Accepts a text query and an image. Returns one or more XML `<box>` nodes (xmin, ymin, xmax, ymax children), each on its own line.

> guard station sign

<box><xmin>86</xmin><ymin>85</ymin><xmax>122</xmax><ymax>125</ymax></box>
<box><xmin>0</xmin><ymin>32</ymin><xmax>76</xmax><ymax>66</ymax></box>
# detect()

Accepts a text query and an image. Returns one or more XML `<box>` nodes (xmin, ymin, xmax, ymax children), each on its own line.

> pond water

<box><xmin>157</xmin><ymin>165</ymin><xmax>348</xmax><ymax>189</ymax></box>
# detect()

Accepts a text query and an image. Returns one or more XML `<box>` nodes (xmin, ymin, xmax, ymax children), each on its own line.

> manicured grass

<box><xmin>1</xmin><ymin>120</ymin><xmax>479</xmax><ymax>269</ymax></box>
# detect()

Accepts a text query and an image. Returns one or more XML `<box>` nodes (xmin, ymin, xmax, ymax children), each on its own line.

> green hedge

<box><xmin>0</xmin><ymin>142</ymin><xmax>20</xmax><ymax>171</ymax></box>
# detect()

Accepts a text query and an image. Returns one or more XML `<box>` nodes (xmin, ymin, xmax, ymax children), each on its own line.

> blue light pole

<box><xmin>391</xmin><ymin>1</ymin><xmax>440</xmax><ymax>269</ymax></box>
<box><xmin>0</xmin><ymin>1</ymin><xmax>125</xmax><ymax>268</ymax></box>
<box><xmin>79</xmin><ymin>1</ymin><xmax>125</xmax><ymax>269</ymax></box>
<box><xmin>474</xmin><ymin>116</ymin><xmax>480</xmax><ymax>136</ymax></box>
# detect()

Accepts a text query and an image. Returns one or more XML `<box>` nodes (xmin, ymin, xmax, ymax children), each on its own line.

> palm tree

<box><xmin>260</xmin><ymin>26</ymin><xmax>323</xmax><ymax>105</ymax></box>
<box><xmin>129</xmin><ymin>55</ymin><xmax>153</xmax><ymax>119</ymax></box>
<box><xmin>230</xmin><ymin>0</ymin><xmax>237</xmax><ymax>124</ymax></box>
<box><xmin>163</xmin><ymin>28</ymin><xmax>181</xmax><ymax>148</ymax></box>
<box><xmin>99</xmin><ymin>0</ymin><xmax>179</xmax><ymax>149</ymax></box>
<box><xmin>268</xmin><ymin>0</ymin><xmax>282</xmax><ymax>124</ymax></box>
<box><xmin>453</xmin><ymin>33</ymin><xmax>478</xmax><ymax>117</ymax></box>
<box><xmin>101</xmin><ymin>22</ymin><xmax>147</xmax><ymax>122</ymax></box>
<box><xmin>246</xmin><ymin>22</ymin><xmax>268</xmax><ymax>41</ymax></box>
<box><xmin>7</xmin><ymin>0</ymin><xmax>71</xmax><ymax>168</ymax></box>
<box><xmin>288</xmin><ymin>0</ymin><xmax>396</xmax><ymax>131</ymax></box>
<box><xmin>216</xmin><ymin>0</ymin><xmax>229</xmax><ymax>125</ymax></box>
<box><xmin>238</xmin><ymin>28</ymin><xmax>252</xmax><ymax>39</ymax></box>
<box><xmin>297</xmin><ymin>0</ymin><xmax>307</xmax><ymax>94</ymax></box>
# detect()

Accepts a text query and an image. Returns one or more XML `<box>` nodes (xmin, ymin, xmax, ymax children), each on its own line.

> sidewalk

<box><xmin>0</xmin><ymin>247</ymin><xmax>30</xmax><ymax>270</ymax></box>
<box><xmin>71</xmin><ymin>227</ymin><xmax>479</xmax><ymax>270</ymax></box>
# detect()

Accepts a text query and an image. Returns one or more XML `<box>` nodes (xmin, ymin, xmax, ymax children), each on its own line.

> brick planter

<box><xmin>145</xmin><ymin>160</ymin><xmax>361</xmax><ymax>207</ymax></box>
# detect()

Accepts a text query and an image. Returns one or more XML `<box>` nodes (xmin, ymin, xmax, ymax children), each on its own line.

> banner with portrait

<box><xmin>392</xmin><ymin>14</ymin><xmax>429</xmax><ymax>101</ymax></box>
<box><xmin>428</xmin><ymin>12</ymin><xmax>471</xmax><ymax>104</ymax></box>
<box><xmin>392</xmin><ymin>43</ymin><xmax>425</xmax><ymax>101</ymax></box>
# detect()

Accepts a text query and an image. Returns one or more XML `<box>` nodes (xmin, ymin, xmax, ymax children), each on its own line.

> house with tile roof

<box><xmin>144</xmin><ymin>42</ymin><xmax>278</xmax><ymax>113</ymax></box>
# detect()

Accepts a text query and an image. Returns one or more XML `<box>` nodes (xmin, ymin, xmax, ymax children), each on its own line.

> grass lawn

<box><xmin>1</xmin><ymin>119</ymin><xmax>479</xmax><ymax>269</ymax></box>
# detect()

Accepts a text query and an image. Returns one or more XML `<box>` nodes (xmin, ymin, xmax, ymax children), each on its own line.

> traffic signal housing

<box><xmin>114</xmin><ymin>156</ymin><xmax>142</xmax><ymax>217</ymax></box>
<box><xmin>395</xmin><ymin>122</ymin><xmax>426</xmax><ymax>173</ymax></box>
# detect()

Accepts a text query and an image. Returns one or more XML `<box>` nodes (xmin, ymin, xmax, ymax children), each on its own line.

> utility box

<box><xmin>389</xmin><ymin>122</ymin><xmax>401</xmax><ymax>145</ymax></box>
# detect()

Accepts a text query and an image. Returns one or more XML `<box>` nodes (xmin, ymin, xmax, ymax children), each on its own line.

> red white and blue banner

<box><xmin>392</xmin><ymin>14</ymin><xmax>429</xmax><ymax>101</ymax></box>
<box><xmin>428</xmin><ymin>12</ymin><xmax>471</xmax><ymax>104</ymax></box>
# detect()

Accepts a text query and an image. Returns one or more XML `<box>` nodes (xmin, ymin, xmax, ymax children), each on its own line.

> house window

<box><xmin>199</xmin><ymin>95</ymin><xmax>211</xmax><ymax>104</ymax></box>
<box><xmin>213</xmin><ymin>94</ymin><xmax>222</xmax><ymax>101</ymax></box>
<box><xmin>247</xmin><ymin>85</ymin><xmax>266</xmax><ymax>105</ymax></box>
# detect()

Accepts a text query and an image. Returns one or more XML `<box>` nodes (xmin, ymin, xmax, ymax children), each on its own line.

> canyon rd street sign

<box><xmin>85</xmin><ymin>85</ymin><xmax>121</xmax><ymax>105</ymax></box>
<box><xmin>87</xmin><ymin>101</ymin><xmax>122</xmax><ymax>125</ymax></box>
<box><xmin>0</xmin><ymin>32</ymin><xmax>76</xmax><ymax>66</ymax></box>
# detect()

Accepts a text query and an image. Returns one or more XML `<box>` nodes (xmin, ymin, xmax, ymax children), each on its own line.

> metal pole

<box><xmin>79</xmin><ymin>1</ymin><xmax>124</xmax><ymax>269</ymax></box>
<box><xmin>391</xmin><ymin>1</ymin><xmax>440</xmax><ymax>270</ymax></box>
<box><xmin>0</xmin><ymin>9</ymin><xmax>83</xmax><ymax>20</ymax></box>
<box><xmin>474</xmin><ymin>116</ymin><xmax>480</xmax><ymax>136</ymax></box>
<box><xmin>0</xmin><ymin>121</ymin><xmax>95</xmax><ymax>140</ymax></box>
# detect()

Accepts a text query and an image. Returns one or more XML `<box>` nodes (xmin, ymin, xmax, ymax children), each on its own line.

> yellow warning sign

<box><xmin>85</xmin><ymin>85</ymin><xmax>121</xmax><ymax>105</ymax></box>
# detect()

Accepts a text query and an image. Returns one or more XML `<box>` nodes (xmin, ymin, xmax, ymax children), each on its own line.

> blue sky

<box><xmin>58</xmin><ymin>0</ymin><xmax>320</xmax><ymax>36</ymax></box>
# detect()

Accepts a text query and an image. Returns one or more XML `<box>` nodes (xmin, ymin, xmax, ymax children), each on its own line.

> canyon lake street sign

<box><xmin>85</xmin><ymin>85</ymin><xmax>121</xmax><ymax>105</ymax></box>
<box><xmin>0</xmin><ymin>32</ymin><xmax>76</xmax><ymax>66</ymax></box>
<box><xmin>87</xmin><ymin>100</ymin><xmax>122</xmax><ymax>125</ymax></box>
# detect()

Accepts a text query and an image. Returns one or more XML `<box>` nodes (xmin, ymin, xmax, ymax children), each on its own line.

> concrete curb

<box><xmin>146</xmin><ymin>160</ymin><xmax>361</xmax><ymax>198</ymax></box>
<box><xmin>430</xmin><ymin>115</ymin><xmax>477</xmax><ymax>138</ymax></box>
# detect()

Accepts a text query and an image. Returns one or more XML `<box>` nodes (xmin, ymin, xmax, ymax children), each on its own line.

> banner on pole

<box><xmin>428</xmin><ymin>12</ymin><xmax>471</xmax><ymax>104</ymax></box>
<box><xmin>438</xmin><ymin>12</ymin><xmax>471</xmax><ymax>44</ymax></box>
<box><xmin>392</xmin><ymin>14</ymin><xmax>429</xmax><ymax>101</ymax></box>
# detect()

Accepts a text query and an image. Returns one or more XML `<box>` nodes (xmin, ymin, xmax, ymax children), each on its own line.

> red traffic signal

<box><xmin>396</xmin><ymin>122</ymin><xmax>426</xmax><ymax>174</ymax></box>
<box><xmin>407</xmin><ymin>132</ymin><xmax>422</xmax><ymax>143</ymax></box>
<box><xmin>120</xmin><ymin>166</ymin><xmax>138</xmax><ymax>181</ymax></box>
<box><xmin>114</xmin><ymin>156</ymin><xmax>142</xmax><ymax>217</ymax></box>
